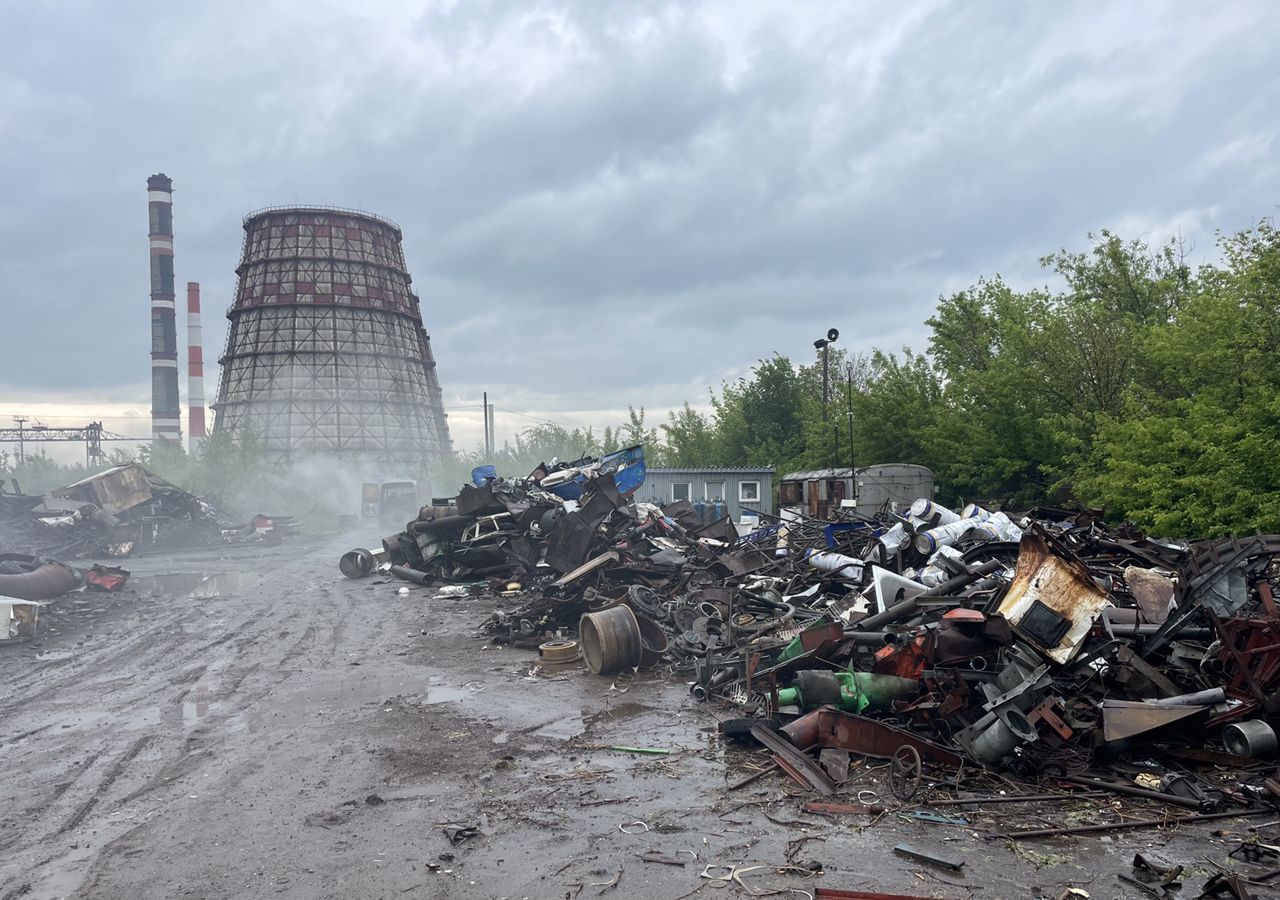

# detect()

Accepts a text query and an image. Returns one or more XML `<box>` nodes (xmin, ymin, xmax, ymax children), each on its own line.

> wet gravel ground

<box><xmin>0</xmin><ymin>531</ymin><xmax>1275</xmax><ymax>899</ymax></box>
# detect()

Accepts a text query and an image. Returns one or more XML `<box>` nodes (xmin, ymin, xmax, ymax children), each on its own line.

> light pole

<box><xmin>846</xmin><ymin>362</ymin><xmax>856</xmax><ymax>501</ymax></box>
<box><xmin>813</xmin><ymin>328</ymin><xmax>840</xmax><ymax>473</ymax></box>
<box><xmin>813</xmin><ymin>328</ymin><xmax>839</xmax><ymax>422</ymax></box>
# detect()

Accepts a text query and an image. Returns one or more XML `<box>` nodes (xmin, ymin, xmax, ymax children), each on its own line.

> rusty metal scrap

<box><xmin>348</xmin><ymin>451</ymin><xmax>1280</xmax><ymax>819</ymax></box>
<box><xmin>1</xmin><ymin>466</ymin><xmax>289</xmax><ymax>559</ymax></box>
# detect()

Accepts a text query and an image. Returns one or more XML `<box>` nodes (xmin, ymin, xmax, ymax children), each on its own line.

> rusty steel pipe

<box><xmin>0</xmin><ymin>562</ymin><xmax>80</xmax><ymax>600</ymax></box>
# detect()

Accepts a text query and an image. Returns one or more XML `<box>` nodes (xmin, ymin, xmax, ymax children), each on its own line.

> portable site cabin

<box><xmin>779</xmin><ymin>463</ymin><xmax>933</xmax><ymax>520</ymax></box>
<box><xmin>635</xmin><ymin>467</ymin><xmax>774</xmax><ymax>526</ymax></box>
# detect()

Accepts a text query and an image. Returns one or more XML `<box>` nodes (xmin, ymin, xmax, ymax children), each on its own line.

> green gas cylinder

<box><xmin>776</xmin><ymin>668</ymin><xmax>919</xmax><ymax>714</ymax></box>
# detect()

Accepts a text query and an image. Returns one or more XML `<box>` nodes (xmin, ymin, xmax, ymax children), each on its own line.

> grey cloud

<box><xmin>0</xmin><ymin>1</ymin><xmax>1278</xmax><ymax>441</ymax></box>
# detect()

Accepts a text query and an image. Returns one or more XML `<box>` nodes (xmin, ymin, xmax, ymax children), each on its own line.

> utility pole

<box><xmin>482</xmin><ymin>392</ymin><xmax>490</xmax><ymax>457</ymax></box>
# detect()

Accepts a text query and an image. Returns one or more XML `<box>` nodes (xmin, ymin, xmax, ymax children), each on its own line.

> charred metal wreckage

<box><xmin>0</xmin><ymin>462</ymin><xmax>295</xmax><ymax>560</ymax></box>
<box><xmin>0</xmin><ymin>464</ymin><xmax>296</xmax><ymax>638</ymax></box>
<box><xmin>345</xmin><ymin>448</ymin><xmax>1280</xmax><ymax>879</ymax></box>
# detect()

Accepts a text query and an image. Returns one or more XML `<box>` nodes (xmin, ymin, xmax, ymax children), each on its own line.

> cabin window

<box><xmin>739</xmin><ymin>481</ymin><xmax>761</xmax><ymax>503</ymax></box>
<box><xmin>705</xmin><ymin>481</ymin><xmax>725</xmax><ymax>502</ymax></box>
<box><xmin>672</xmin><ymin>482</ymin><xmax>691</xmax><ymax>502</ymax></box>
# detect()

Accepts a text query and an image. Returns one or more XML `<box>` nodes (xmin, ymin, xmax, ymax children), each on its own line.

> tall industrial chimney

<box><xmin>186</xmin><ymin>281</ymin><xmax>208</xmax><ymax>445</ymax></box>
<box><xmin>147</xmin><ymin>174</ymin><xmax>181</xmax><ymax>443</ymax></box>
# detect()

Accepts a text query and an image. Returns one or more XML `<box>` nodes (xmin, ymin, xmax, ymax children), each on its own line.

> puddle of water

<box><xmin>182</xmin><ymin>683</ymin><xmax>213</xmax><ymax>729</ymax></box>
<box><xmin>533</xmin><ymin>715</ymin><xmax>585</xmax><ymax>741</ymax></box>
<box><xmin>425</xmin><ymin>676</ymin><xmax>486</xmax><ymax>705</ymax></box>
<box><xmin>584</xmin><ymin>702</ymin><xmax>653</xmax><ymax>727</ymax></box>
<box><xmin>132</xmin><ymin>572</ymin><xmax>254</xmax><ymax>600</ymax></box>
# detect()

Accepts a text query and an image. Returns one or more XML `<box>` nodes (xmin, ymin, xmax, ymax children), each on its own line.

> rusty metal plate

<box><xmin>997</xmin><ymin>530</ymin><xmax>1111</xmax><ymax>664</ymax></box>
<box><xmin>782</xmin><ymin>707</ymin><xmax>962</xmax><ymax>769</ymax></box>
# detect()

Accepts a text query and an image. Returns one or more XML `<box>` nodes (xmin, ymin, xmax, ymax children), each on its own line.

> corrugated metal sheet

<box><xmin>778</xmin><ymin>463</ymin><xmax>933</xmax><ymax>517</ymax></box>
<box><xmin>781</xmin><ymin>467</ymin><xmax>856</xmax><ymax>481</ymax></box>
<box><xmin>646</xmin><ymin>467</ymin><xmax>775</xmax><ymax>474</ymax></box>
<box><xmin>855</xmin><ymin>464</ymin><xmax>933</xmax><ymax>515</ymax></box>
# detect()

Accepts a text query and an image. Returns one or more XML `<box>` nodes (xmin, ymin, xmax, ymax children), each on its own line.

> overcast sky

<box><xmin>2</xmin><ymin>1</ymin><xmax>1277</xmax><ymax>456</ymax></box>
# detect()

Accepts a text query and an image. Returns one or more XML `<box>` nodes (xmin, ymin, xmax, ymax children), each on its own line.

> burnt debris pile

<box><xmin>0</xmin><ymin>463</ymin><xmax>296</xmax><ymax>559</ymax></box>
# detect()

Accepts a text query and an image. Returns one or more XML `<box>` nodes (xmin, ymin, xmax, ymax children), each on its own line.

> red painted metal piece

<box><xmin>872</xmin><ymin>633</ymin><xmax>931</xmax><ymax>680</ymax></box>
<box><xmin>781</xmin><ymin>706</ymin><xmax>962</xmax><ymax>768</ymax></box>
<box><xmin>1209</xmin><ymin>614</ymin><xmax>1280</xmax><ymax>723</ymax></box>
<box><xmin>1027</xmin><ymin>695</ymin><xmax>1074</xmax><ymax>741</ymax></box>
<box><xmin>1259</xmin><ymin>581</ymin><xmax>1278</xmax><ymax>619</ymax></box>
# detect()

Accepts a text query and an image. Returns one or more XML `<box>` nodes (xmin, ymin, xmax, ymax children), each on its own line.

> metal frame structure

<box><xmin>211</xmin><ymin>207</ymin><xmax>452</xmax><ymax>465</ymax></box>
<box><xmin>0</xmin><ymin>422</ymin><xmax>148</xmax><ymax>467</ymax></box>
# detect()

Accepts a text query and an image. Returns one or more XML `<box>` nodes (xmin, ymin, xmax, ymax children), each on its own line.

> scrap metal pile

<box><xmin>350</xmin><ymin>450</ymin><xmax>1280</xmax><ymax>805</ymax></box>
<box><xmin>0</xmin><ymin>463</ymin><xmax>296</xmax><ymax>558</ymax></box>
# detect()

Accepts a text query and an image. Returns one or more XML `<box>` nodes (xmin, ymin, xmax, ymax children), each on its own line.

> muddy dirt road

<box><xmin>0</xmin><ymin>533</ymin><xmax>1261</xmax><ymax>899</ymax></box>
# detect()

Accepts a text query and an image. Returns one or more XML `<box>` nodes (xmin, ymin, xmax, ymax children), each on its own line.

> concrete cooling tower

<box><xmin>211</xmin><ymin>206</ymin><xmax>452</xmax><ymax>466</ymax></box>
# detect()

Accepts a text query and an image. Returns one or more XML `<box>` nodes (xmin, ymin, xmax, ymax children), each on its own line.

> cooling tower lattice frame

<box><xmin>211</xmin><ymin>206</ymin><xmax>452</xmax><ymax>466</ymax></box>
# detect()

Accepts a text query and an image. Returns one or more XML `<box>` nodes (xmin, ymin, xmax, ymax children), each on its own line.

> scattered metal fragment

<box><xmin>639</xmin><ymin>851</ymin><xmax>687</xmax><ymax>867</ymax></box>
<box><xmin>751</xmin><ymin>724</ymin><xmax>837</xmax><ymax>797</ymax></box>
<box><xmin>892</xmin><ymin>842</ymin><xmax>965</xmax><ymax>871</ymax></box>
<box><xmin>803</xmin><ymin>801</ymin><xmax>887</xmax><ymax>816</ymax></box>
<box><xmin>1001</xmin><ymin>809</ymin><xmax>1275</xmax><ymax>840</ymax></box>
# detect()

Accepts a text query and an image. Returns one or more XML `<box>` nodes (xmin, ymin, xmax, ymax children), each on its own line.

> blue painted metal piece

<box><xmin>471</xmin><ymin>465</ymin><xmax>498</xmax><ymax>487</ymax></box>
<box><xmin>737</xmin><ymin>523</ymin><xmax>782</xmax><ymax>546</ymax></box>
<box><xmin>823</xmin><ymin>521</ymin><xmax>884</xmax><ymax>549</ymax></box>
<box><xmin>548</xmin><ymin>480</ymin><xmax>584</xmax><ymax>501</ymax></box>
<box><xmin>603</xmin><ymin>444</ymin><xmax>647</xmax><ymax>496</ymax></box>
<box><xmin>545</xmin><ymin>444</ymin><xmax>648</xmax><ymax>500</ymax></box>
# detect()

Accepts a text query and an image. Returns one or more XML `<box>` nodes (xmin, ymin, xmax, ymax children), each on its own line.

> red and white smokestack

<box><xmin>186</xmin><ymin>281</ymin><xmax>208</xmax><ymax>444</ymax></box>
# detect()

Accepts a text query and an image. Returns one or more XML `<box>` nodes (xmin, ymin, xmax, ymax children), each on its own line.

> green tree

<box><xmin>661</xmin><ymin>403</ymin><xmax>718</xmax><ymax>466</ymax></box>
<box><xmin>1075</xmin><ymin>221</ymin><xmax>1280</xmax><ymax>535</ymax></box>
<box><xmin>711</xmin><ymin>354</ymin><xmax>811</xmax><ymax>471</ymax></box>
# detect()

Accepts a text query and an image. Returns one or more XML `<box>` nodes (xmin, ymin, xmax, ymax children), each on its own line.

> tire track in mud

<box><xmin>279</xmin><ymin>624</ymin><xmax>318</xmax><ymax>667</ymax></box>
<box><xmin>57</xmin><ymin>735</ymin><xmax>153</xmax><ymax>835</ymax></box>
<box><xmin>0</xmin><ymin>616</ymin><xmax>196</xmax><ymax>721</ymax></box>
<box><xmin>0</xmin><ymin>749</ymin><xmax>104</xmax><ymax>854</ymax></box>
<box><xmin>0</xmin><ymin>590</ymin><xmax>272</xmax><ymax>858</ymax></box>
<box><xmin>0</xmin><ymin>539</ymin><xmax>384</xmax><ymax>900</ymax></box>
<box><xmin>66</xmin><ymin>821</ymin><xmax>149</xmax><ymax>900</ymax></box>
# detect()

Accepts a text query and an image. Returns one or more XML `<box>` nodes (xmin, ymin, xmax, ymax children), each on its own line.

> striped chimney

<box><xmin>187</xmin><ymin>281</ymin><xmax>208</xmax><ymax>443</ymax></box>
<box><xmin>147</xmin><ymin>173</ymin><xmax>181</xmax><ymax>443</ymax></box>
